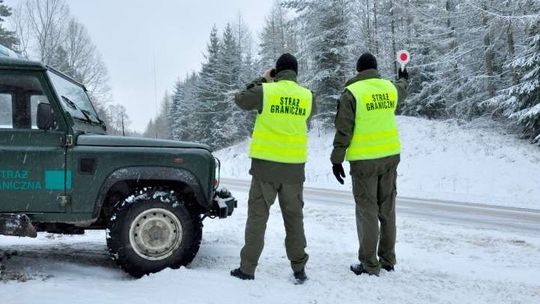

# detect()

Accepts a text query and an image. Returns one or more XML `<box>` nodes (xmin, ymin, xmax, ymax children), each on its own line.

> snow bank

<box><xmin>215</xmin><ymin>116</ymin><xmax>540</xmax><ymax>209</ymax></box>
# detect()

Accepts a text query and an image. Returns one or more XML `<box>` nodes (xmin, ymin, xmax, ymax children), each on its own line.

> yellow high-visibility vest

<box><xmin>249</xmin><ymin>80</ymin><xmax>313</xmax><ymax>164</ymax></box>
<box><xmin>345</xmin><ymin>78</ymin><xmax>401</xmax><ymax>161</ymax></box>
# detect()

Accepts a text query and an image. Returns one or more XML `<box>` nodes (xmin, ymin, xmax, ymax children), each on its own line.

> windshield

<box><xmin>47</xmin><ymin>70</ymin><xmax>101</xmax><ymax>124</ymax></box>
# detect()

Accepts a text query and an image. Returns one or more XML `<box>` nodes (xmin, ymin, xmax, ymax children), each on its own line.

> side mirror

<box><xmin>37</xmin><ymin>103</ymin><xmax>55</xmax><ymax>130</ymax></box>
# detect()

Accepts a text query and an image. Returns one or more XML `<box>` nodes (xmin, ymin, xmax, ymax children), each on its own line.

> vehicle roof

<box><xmin>0</xmin><ymin>56</ymin><xmax>46</xmax><ymax>70</ymax></box>
<box><xmin>0</xmin><ymin>56</ymin><xmax>86</xmax><ymax>89</ymax></box>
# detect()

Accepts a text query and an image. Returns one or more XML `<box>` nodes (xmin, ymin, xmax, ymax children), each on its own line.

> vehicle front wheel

<box><xmin>106</xmin><ymin>188</ymin><xmax>201</xmax><ymax>278</ymax></box>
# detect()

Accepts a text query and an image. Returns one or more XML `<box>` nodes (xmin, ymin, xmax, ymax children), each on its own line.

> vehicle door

<box><xmin>0</xmin><ymin>71</ymin><xmax>68</xmax><ymax>213</ymax></box>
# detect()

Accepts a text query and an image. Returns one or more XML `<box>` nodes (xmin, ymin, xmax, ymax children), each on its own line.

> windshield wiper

<box><xmin>61</xmin><ymin>95</ymin><xmax>93</xmax><ymax>123</ymax></box>
<box><xmin>81</xmin><ymin>109</ymin><xmax>100</xmax><ymax>123</ymax></box>
<box><xmin>82</xmin><ymin>109</ymin><xmax>107</xmax><ymax>129</ymax></box>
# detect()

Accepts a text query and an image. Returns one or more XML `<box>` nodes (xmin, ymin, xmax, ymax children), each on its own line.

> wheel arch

<box><xmin>93</xmin><ymin>167</ymin><xmax>209</xmax><ymax>222</ymax></box>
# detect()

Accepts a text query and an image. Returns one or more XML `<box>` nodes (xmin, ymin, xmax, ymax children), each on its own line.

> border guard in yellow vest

<box><xmin>231</xmin><ymin>53</ymin><xmax>315</xmax><ymax>284</ymax></box>
<box><xmin>331</xmin><ymin>52</ymin><xmax>408</xmax><ymax>276</ymax></box>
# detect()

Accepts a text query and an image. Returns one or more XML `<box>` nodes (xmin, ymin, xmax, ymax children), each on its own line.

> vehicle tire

<box><xmin>106</xmin><ymin>188</ymin><xmax>201</xmax><ymax>278</ymax></box>
<box><xmin>173</xmin><ymin>213</ymin><xmax>202</xmax><ymax>267</ymax></box>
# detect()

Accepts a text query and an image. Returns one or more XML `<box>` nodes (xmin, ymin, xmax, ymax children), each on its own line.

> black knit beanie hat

<box><xmin>275</xmin><ymin>53</ymin><xmax>298</xmax><ymax>74</ymax></box>
<box><xmin>356</xmin><ymin>52</ymin><xmax>378</xmax><ymax>72</ymax></box>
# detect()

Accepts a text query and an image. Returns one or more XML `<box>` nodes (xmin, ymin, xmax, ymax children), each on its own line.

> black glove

<box><xmin>332</xmin><ymin>163</ymin><xmax>346</xmax><ymax>185</ymax></box>
<box><xmin>398</xmin><ymin>67</ymin><xmax>409</xmax><ymax>80</ymax></box>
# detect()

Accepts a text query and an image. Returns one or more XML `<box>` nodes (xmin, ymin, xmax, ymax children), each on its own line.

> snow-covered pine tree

<box><xmin>170</xmin><ymin>80</ymin><xmax>185</xmax><ymax>141</ymax></box>
<box><xmin>195</xmin><ymin>26</ymin><xmax>223</xmax><ymax>147</ymax></box>
<box><xmin>347</xmin><ymin>1</ymin><xmax>369</xmax><ymax>74</ymax></box>
<box><xmin>400</xmin><ymin>0</ymin><xmax>459</xmax><ymax>118</ymax></box>
<box><xmin>234</xmin><ymin>16</ymin><xmax>258</xmax><ymax>140</ymax></box>
<box><xmin>179</xmin><ymin>21</ymin><xmax>258</xmax><ymax>148</ymax></box>
<box><xmin>285</xmin><ymin>0</ymin><xmax>352</xmax><ymax>128</ymax></box>
<box><xmin>473</xmin><ymin>0</ymin><xmax>539</xmax><ymax>143</ymax></box>
<box><xmin>182</xmin><ymin>74</ymin><xmax>203</xmax><ymax>142</ymax></box>
<box><xmin>506</xmin><ymin>18</ymin><xmax>540</xmax><ymax>143</ymax></box>
<box><xmin>0</xmin><ymin>0</ymin><xmax>18</xmax><ymax>49</ymax></box>
<box><xmin>234</xmin><ymin>49</ymin><xmax>257</xmax><ymax>140</ymax></box>
<box><xmin>171</xmin><ymin>73</ymin><xmax>203</xmax><ymax>143</ymax></box>
<box><xmin>259</xmin><ymin>1</ymin><xmax>298</xmax><ymax>69</ymax></box>
<box><xmin>461</xmin><ymin>0</ymin><xmax>510</xmax><ymax>116</ymax></box>
<box><xmin>144</xmin><ymin>119</ymin><xmax>156</xmax><ymax>138</ymax></box>
<box><xmin>211</xmin><ymin>23</ymin><xmax>241</xmax><ymax>148</ymax></box>
<box><xmin>149</xmin><ymin>92</ymin><xmax>172</xmax><ymax>139</ymax></box>
<box><xmin>217</xmin><ymin>24</ymin><xmax>240</xmax><ymax>93</ymax></box>
<box><xmin>163</xmin><ymin>92</ymin><xmax>174</xmax><ymax>140</ymax></box>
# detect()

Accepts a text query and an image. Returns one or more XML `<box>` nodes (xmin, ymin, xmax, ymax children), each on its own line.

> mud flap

<box><xmin>0</xmin><ymin>214</ymin><xmax>37</xmax><ymax>238</ymax></box>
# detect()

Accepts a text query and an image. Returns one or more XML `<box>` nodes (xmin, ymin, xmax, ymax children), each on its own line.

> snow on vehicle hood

<box><xmin>76</xmin><ymin>134</ymin><xmax>210</xmax><ymax>150</ymax></box>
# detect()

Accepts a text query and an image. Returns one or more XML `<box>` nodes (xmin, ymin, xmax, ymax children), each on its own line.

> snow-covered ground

<box><xmin>2</xmin><ymin>190</ymin><xmax>540</xmax><ymax>304</ymax></box>
<box><xmin>2</xmin><ymin>116</ymin><xmax>539</xmax><ymax>303</ymax></box>
<box><xmin>216</xmin><ymin>116</ymin><xmax>540</xmax><ymax>209</ymax></box>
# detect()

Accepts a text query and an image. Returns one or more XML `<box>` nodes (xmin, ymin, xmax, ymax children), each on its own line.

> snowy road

<box><xmin>223</xmin><ymin>177</ymin><xmax>540</xmax><ymax>233</ymax></box>
<box><xmin>1</xmin><ymin>179</ymin><xmax>539</xmax><ymax>304</ymax></box>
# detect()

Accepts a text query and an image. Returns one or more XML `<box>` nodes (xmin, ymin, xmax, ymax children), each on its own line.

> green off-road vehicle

<box><xmin>0</xmin><ymin>55</ymin><xmax>236</xmax><ymax>278</ymax></box>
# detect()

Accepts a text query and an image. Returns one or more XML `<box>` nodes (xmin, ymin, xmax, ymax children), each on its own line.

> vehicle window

<box><xmin>47</xmin><ymin>71</ymin><xmax>100</xmax><ymax>124</ymax></box>
<box><xmin>0</xmin><ymin>74</ymin><xmax>51</xmax><ymax>130</ymax></box>
<box><xmin>0</xmin><ymin>93</ymin><xmax>12</xmax><ymax>128</ymax></box>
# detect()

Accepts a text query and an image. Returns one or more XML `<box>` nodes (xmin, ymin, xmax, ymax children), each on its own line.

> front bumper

<box><xmin>208</xmin><ymin>188</ymin><xmax>237</xmax><ymax>219</ymax></box>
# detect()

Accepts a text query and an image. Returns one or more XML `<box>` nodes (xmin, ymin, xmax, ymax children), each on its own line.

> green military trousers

<box><xmin>350</xmin><ymin>154</ymin><xmax>400</xmax><ymax>275</ymax></box>
<box><xmin>240</xmin><ymin>177</ymin><xmax>309</xmax><ymax>276</ymax></box>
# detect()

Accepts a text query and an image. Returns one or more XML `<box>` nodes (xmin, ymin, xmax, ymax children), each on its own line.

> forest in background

<box><xmin>146</xmin><ymin>0</ymin><xmax>539</xmax><ymax>149</ymax></box>
<box><xmin>0</xmin><ymin>0</ymin><xmax>537</xmax><ymax>146</ymax></box>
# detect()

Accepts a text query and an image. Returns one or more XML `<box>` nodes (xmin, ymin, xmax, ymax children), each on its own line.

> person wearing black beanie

<box><xmin>275</xmin><ymin>53</ymin><xmax>298</xmax><ymax>75</ymax></box>
<box><xmin>231</xmin><ymin>54</ymin><xmax>315</xmax><ymax>284</ymax></box>
<box><xmin>356</xmin><ymin>52</ymin><xmax>378</xmax><ymax>72</ymax></box>
<box><xmin>330</xmin><ymin>52</ymin><xmax>409</xmax><ymax>276</ymax></box>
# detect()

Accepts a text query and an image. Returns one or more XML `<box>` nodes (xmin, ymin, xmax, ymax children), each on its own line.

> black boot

<box><xmin>230</xmin><ymin>268</ymin><xmax>254</xmax><ymax>280</ymax></box>
<box><xmin>350</xmin><ymin>264</ymin><xmax>378</xmax><ymax>276</ymax></box>
<box><xmin>293</xmin><ymin>269</ymin><xmax>308</xmax><ymax>285</ymax></box>
<box><xmin>382</xmin><ymin>265</ymin><xmax>394</xmax><ymax>272</ymax></box>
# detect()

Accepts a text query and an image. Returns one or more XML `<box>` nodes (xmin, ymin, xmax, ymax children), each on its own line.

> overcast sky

<box><xmin>7</xmin><ymin>0</ymin><xmax>274</xmax><ymax>131</ymax></box>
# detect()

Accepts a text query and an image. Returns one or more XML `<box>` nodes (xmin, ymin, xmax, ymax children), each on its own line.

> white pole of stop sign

<box><xmin>396</xmin><ymin>50</ymin><xmax>410</xmax><ymax>71</ymax></box>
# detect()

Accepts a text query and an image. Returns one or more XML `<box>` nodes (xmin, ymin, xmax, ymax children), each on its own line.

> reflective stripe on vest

<box><xmin>249</xmin><ymin>80</ymin><xmax>313</xmax><ymax>164</ymax></box>
<box><xmin>345</xmin><ymin>78</ymin><xmax>401</xmax><ymax>161</ymax></box>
